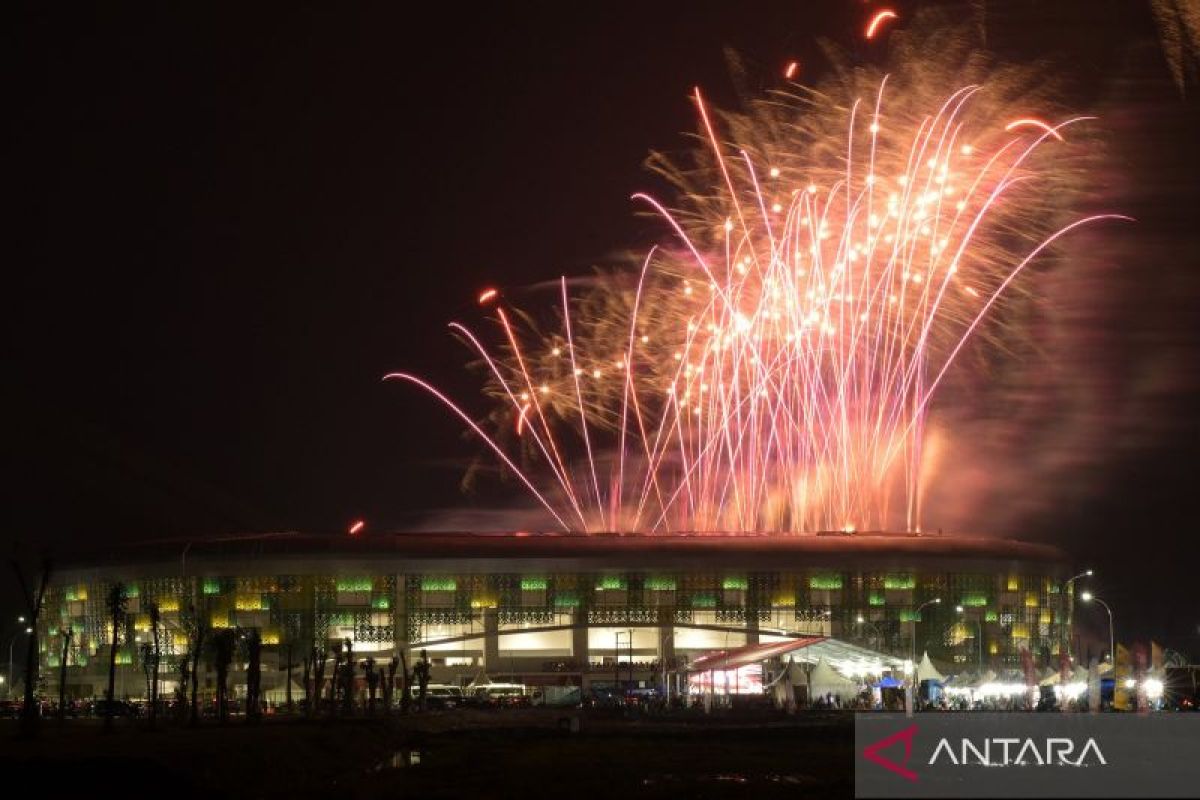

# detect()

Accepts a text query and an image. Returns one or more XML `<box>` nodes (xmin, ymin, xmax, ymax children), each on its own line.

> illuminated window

<box><xmin>808</xmin><ymin>573</ymin><xmax>843</xmax><ymax>590</ymax></box>
<box><xmin>722</xmin><ymin>576</ymin><xmax>749</xmax><ymax>591</ymax></box>
<box><xmin>420</xmin><ymin>577</ymin><xmax>457</xmax><ymax>591</ymax></box>
<box><xmin>337</xmin><ymin>577</ymin><xmax>373</xmax><ymax>592</ymax></box>
<box><xmin>553</xmin><ymin>593</ymin><xmax>580</xmax><ymax>608</ymax></box>
<box><xmin>235</xmin><ymin>593</ymin><xmax>263</xmax><ymax>611</ymax></box>
<box><xmin>646</xmin><ymin>576</ymin><xmax>677</xmax><ymax>591</ymax></box>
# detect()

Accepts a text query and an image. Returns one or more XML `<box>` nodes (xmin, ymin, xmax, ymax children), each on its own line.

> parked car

<box><xmin>467</xmin><ymin>683</ymin><xmax>530</xmax><ymax>708</ymax></box>
<box><xmin>409</xmin><ymin>684</ymin><xmax>464</xmax><ymax>709</ymax></box>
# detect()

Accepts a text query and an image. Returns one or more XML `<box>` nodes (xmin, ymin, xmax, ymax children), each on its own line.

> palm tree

<box><xmin>245</xmin><ymin>629</ymin><xmax>262</xmax><ymax>723</ymax></box>
<box><xmin>140</xmin><ymin>642</ymin><xmax>155</xmax><ymax>706</ymax></box>
<box><xmin>209</xmin><ymin>628</ymin><xmax>236</xmax><ymax>725</ymax></box>
<box><xmin>398</xmin><ymin>649</ymin><xmax>411</xmax><ymax>714</ymax></box>
<box><xmin>57</xmin><ymin>626</ymin><xmax>73</xmax><ymax>723</ymax></box>
<box><xmin>147</xmin><ymin>602</ymin><xmax>161</xmax><ymax>728</ymax></box>
<box><xmin>104</xmin><ymin>582</ymin><xmax>127</xmax><ymax>732</ymax></box>
<box><xmin>414</xmin><ymin>649</ymin><xmax>431</xmax><ymax>712</ymax></box>
<box><xmin>363</xmin><ymin>657</ymin><xmax>378</xmax><ymax>714</ymax></box>
<box><xmin>183</xmin><ymin>603</ymin><xmax>208</xmax><ymax>727</ymax></box>
<box><xmin>381</xmin><ymin>655</ymin><xmax>399</xmax><ymax>715</ymax></box>
<box><xmin>309</xmin><ymin>644</ymin><xmax>327</xmax><ymax>718</ymax></box>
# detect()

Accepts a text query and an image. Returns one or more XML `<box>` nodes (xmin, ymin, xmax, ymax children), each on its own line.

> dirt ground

<box><xmin>0</xmin><ymin>710</ymin><xmax>854</xmax><ymax>799</ymax></box>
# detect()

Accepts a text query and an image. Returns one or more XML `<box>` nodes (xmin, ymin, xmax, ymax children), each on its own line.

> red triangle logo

<box><xmin>863</xmin><ymin>724</ymin><xmax>919</xmax><ymax>782</ymax></box>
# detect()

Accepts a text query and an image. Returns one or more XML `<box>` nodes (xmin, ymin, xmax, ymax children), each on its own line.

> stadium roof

<box><xmin>54</xmin><ymin>530</ymin><xmax>1070</xmax><ymax>577</ymax></box>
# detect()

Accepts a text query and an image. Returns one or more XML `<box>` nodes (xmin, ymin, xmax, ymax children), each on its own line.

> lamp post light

<box><xmin>1080</xmin><ymin>592</ymin><xmax>1115</xmax><ymax>668</ymax></box>
<box><xmin>855</xmin><ymin>615</ymin><xmax>883</xmax><ymax>652</ymax></box>
<box><xmin>1064</xmin><ymin>570</ymin><xmax>1093</xmax><ymax>659</ymax></box>
<box><xmin>906</xmin><ymin>598</ymin><xmax>941</xmax><ymax>717</ymax></box>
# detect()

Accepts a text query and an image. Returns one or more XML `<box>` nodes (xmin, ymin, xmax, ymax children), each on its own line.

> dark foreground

<box><xmin>0</xmin><ymin>710</ymin><xmax>853</xmax><ymax>799</ymax></box>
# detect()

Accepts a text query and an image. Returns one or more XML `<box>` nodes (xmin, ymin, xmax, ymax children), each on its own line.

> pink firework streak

<box><xmin>386</xmin><ymin>79</ymin><xmax>1128</xmax><ymax>535</ymax></box>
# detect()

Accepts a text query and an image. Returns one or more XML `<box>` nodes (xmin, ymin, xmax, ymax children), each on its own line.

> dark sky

<box><xmin>8</xmin><ymin>2</ymin><xmax>1199</xmax><ymax>652</ymax></box>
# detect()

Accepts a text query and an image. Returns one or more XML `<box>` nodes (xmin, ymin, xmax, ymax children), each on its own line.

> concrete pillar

<box><xmin>482</xmin><ymin>607</ymin><xmax>500</xmax><ymax>671</ymax></box>
<box><xmin>394</xmin><ymin>574</ymin><xmax>407</xmax><ymax>657</ymax></box>
<box><xmin>571</xmin><ymin>608</ymin><xmax>588</xmax><ymax>666</ymax></box>
<box><xmin>657</xmin><ymin>610</ymin><xmax>675</xmax><ymax>698</ymax></box>
<box><xmin>745</xmin><ymin>610</ymin><xmax>760</xmax><ymax>646</ymax></box>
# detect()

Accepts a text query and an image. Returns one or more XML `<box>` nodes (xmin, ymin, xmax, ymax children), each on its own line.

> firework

<box><xmin>388</xmin><ymin>28</ymin><xmax>1126</xmax><ymax>535</ymax></box>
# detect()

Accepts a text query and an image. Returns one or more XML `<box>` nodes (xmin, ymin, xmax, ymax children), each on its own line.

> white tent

<box><xmin>769</xmin><ymin>656</ymin><xmax>796</xmax><ymax>709</ymax></box>
<box><xmin>916</xmin><ymin>651</ymin><xmax>945</xmax><ymax>684</ymax></box>
<box><xmin>786</xmin><ymin>655</ymin><xmax>806</xmax><ymax>687</ymax></box>
<box><xmin>808</xmin><ymin>657</ymin><xmax>861</xmax><ymax>701</ymax></box>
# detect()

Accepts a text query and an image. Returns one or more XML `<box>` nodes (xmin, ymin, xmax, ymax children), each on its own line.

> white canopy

<box><xmin>808</xmin><ymin>657</ymin><xmax>861</xmax><ymax>701</ymax></box>
<box><xmin>916</xmin><ymin>651</ymin><xmax>946</xmax><ymax>683</ymax></box>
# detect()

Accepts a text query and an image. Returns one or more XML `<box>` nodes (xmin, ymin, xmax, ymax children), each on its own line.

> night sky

<box><xmin>8</xmin><ymin>2</ymin><xmax>1199</xmax><ymax>653</ymax></box>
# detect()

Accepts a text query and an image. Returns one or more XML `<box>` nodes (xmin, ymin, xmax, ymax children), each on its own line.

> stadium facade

<box><xmin>37</xmin><ymin>532</ymin><xmax>1072</xmax><ymax>700</ymax></box>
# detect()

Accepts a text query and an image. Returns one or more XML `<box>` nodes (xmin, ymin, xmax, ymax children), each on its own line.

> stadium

<box><xmin>35</xmin><ymin>531</ymin><xmax>1073</xmax><ymax>704</ymax></box>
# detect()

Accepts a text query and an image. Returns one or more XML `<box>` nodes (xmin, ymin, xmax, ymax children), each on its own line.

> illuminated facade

<box><xmin>39</xmin><ymin>533</ymin><xmax>1071</xmax><ymax>700</ymax></box>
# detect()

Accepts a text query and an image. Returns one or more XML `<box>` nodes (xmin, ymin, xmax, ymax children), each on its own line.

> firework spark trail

<box><xmin>391</xmin><ymin>66</ymin><xmax>1124</xmax><ymax>535</ymax></box>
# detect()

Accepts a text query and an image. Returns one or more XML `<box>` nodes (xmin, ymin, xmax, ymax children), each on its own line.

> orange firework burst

<box><xmin>388</xmin><ymin>22</ymin><xmax>1126</xmax><ymax>535</ymax></box>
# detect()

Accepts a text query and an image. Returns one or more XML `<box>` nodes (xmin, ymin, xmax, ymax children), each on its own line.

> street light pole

<box><xmin>7</xmin><ymin>626</ymin><xmax>33</xmax><ymax>700</ymax></box>
<box><xmin>1063</xmin><ymin>570</ymin><xmax>1093</xmax><ymax>660</ymax></box>
<box><xmin>627</xmin><ymin>628</ymin><xmax>634</xmax><ymax>690</ymax></box>
<box><xmin>1080</xmin><ymin>592</ymin><xmax>1115</xmax><ymax>668</ymax></box>
<box><xmin>906</xmin><ymin>598</ymin><xmax>941</xmax><ymax>718</ymax></box>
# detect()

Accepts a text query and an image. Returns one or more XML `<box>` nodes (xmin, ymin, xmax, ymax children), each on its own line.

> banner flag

<box><xmin>1113</xmin><ymin>643</ymin><xmax>1132</xmax><ymax>711</ymax></box>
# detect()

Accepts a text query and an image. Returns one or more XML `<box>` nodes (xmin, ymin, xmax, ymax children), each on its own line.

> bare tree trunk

<box><xmin>399</xmin><ymin>650</ymin><xmax>411</xmax><ymax>714</ymax></box>
<box><xmin>11</xmin><ymin>557</ymin><xmax>52</xmax><ymax>738</ymax></box>
<box><xmin>285</xmin><ymin>642</ymin><xmax>294</xmax><ymax>713</ymax></box>
<box><xmin>104</xmin><ymin>583</ymin><xmax>125</xmax><ymax>733</ymax></box>
<box><xmin>189</xmin><ymin>628</ymin><xmax>204</xmax><ymax>727</ymax></box>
